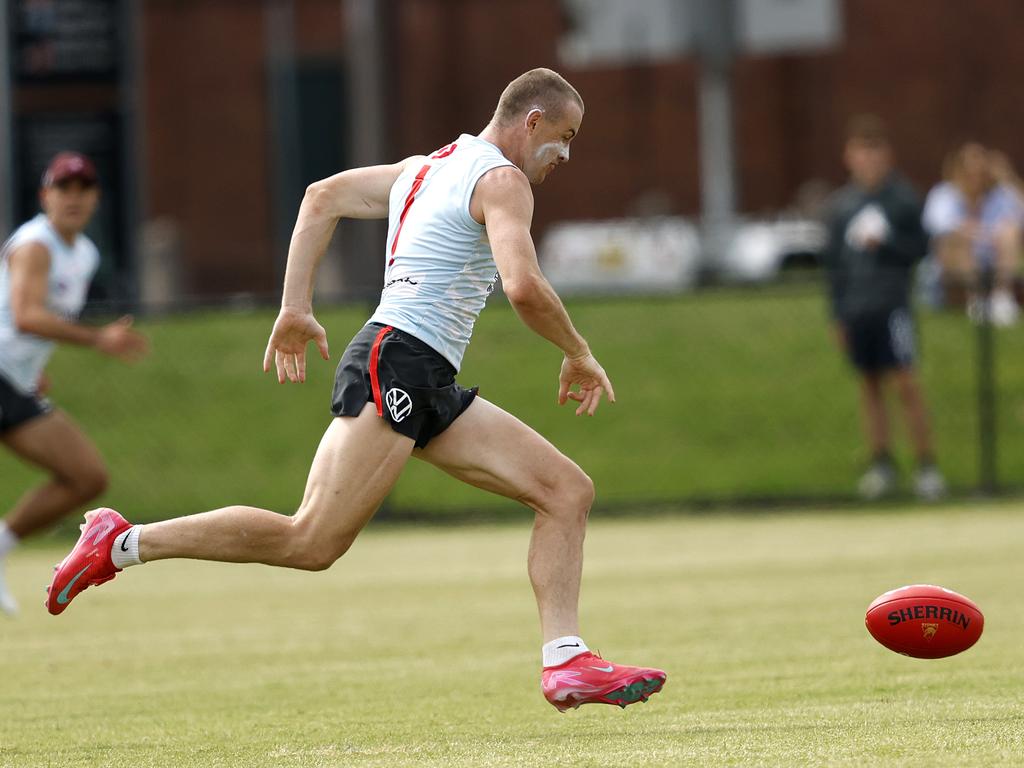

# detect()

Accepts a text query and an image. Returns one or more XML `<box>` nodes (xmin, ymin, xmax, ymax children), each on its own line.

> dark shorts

<box><xmin>331</xmin><ymin>323</ymin><xmax>478</xmax><ymax>448</ymax></box>
<box><xmin>843</xmin><ymin>308</ymin><xmax>917</xmax><ymax>373</ymax></box>
<box><xmin>0</xmin><ymin>372</ymin><xmax>52</xmax><ymax>434</ymax></box>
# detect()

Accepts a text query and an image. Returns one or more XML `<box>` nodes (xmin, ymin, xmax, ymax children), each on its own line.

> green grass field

<box><xmin>4</xmin><ymin>288</ymin><xmax>1024</xmax><ymax>527</ymax></box>
<box><xmin>2</xmin><ymin>503</ymin><xmax>1022</xmax><ymax>767</ymax></box>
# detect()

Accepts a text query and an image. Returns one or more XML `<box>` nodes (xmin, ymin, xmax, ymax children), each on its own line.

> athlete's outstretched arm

<box><xmin>265</xmin><ymin>160</ymin><xmax>408</xmax><ymax>383</ymax></box>
<box><xmin>7</xmin><ymin>242</ymin><xmax>147</xmax><ymax>361</ymax></box>
<box><xmin>477</xmin><ymin>166</ymin><xmax>615</xmax><ymax>415</ymax></box>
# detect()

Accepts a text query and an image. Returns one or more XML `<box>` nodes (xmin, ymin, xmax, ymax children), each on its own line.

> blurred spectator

<box><xmin>0</xmin><ymin>152</ymin><xmax>148</xmax><ymax>615</ymax></box>
<box><xmin>822</xmin><ymin>115</ymin><xmax>946</xmax><ymax>501</ymax></box>
<box><xmin>989</xmin><ymin>150</ymin><xmax>1024</xmax><ymax>200</ymax></box>
<box><xmin>922</xmin><ymin>143</ymin><xmax>1024</xmax><ymax>326</ymax></box>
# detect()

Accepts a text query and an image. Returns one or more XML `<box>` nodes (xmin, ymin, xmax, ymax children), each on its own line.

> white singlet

<box><xmin>368</xmin><ymin>133</ymin><xmax>517</xmax><ymax>371</ymax></box>
<box><xmin>0</xmin><ymin>214</ymin><xmax>100</xmax><ymax>393</ymax></box>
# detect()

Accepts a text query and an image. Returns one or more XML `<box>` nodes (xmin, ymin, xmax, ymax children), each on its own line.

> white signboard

<box><xmin>736</xmin><ymin>0</ymin><xmax>842</xmax><ymax>54</ymax></box>
<box><xmin>559</xmin><ymin>0</ymin><xmax>692</xmax><ymax>66</ymax></box>
<box><xmin>559</xmin><ymin>0</ymin><xmax>843</xmax><ymax>66</ymax></box>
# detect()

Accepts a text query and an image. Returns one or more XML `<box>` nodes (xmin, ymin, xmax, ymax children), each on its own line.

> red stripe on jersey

<box><xmin>389</xmin><ymin>163</ymin><xmax>431</xmax><ymax>263</ymax></box>
<box><xmin>369</xmin><ymin>325</ymin><xmax>393</xmax><ymax>417</ymax></box>
<box><xmin>430</xmin><ymin>142</ymin><xmax>458</xmax><ymax>159</ymax></box>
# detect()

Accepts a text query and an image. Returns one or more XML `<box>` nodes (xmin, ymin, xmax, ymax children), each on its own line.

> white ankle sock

<box><xmin>111</xmin><ymin>525</ymin><xmax>144</xmax><ymax>569</ymax></box>
<box><xmin>0</xmin><ymin>523</ymin><xmax>19</xmax><ymax>558</ymax></box>
<box><xmin>542</xmin><ymin>635</ymin><xmax>589</xmax><ymax>667</ymax></box>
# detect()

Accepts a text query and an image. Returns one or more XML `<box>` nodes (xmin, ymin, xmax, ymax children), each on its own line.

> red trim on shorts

<box><xmin>369</xmin><ymin>325</ymin><xmax>393</xmax><ymax>417</ymax></box>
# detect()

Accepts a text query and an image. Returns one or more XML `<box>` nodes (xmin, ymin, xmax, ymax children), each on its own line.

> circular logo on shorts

<box><xmin>386</xmin><ymin>387</ymin><xmax>413</xmax><ymax>422</ymax></box>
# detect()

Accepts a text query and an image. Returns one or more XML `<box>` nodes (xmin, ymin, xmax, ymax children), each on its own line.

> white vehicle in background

<box><xmin>537</xmin><ymin>215</ymin><xmax>826</xmax><ymax>296</ymax></box>
<box><xmin>537</xmin><ymin>217</ymin><xmax>702</xmax><ymax>296</ymax></box>
<box><xmin>715</xmin><ymin>217</ymin><xmax>828</xmax><ymax>282</ymax></box>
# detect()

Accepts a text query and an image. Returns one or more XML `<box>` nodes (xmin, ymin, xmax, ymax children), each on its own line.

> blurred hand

<box><xmin>263</xmin><ymin>307</ymin><xmax>330</xmax><ymax>384</ymax></box>
<box><xmin>845</xmin><ymin>204</ymin><xmax>890</xmax><ymax>250</ymax></box>
<box><xmin>95</xmin><ymin>316</ymin><xmax>149</xmax><ymax>362</ymax></box>
<box><xmin>557</xmin><ymin>351</ymin><xmax>616</xmax><ymax>416</ymax></box>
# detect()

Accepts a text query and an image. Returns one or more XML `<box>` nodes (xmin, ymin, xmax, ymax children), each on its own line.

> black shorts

<box><xmin>0</xmin><ymin>372</ymin><xmax>52</xmax><ymax>434</ymax></box>
<box><xmin>843</xmin><ymin>308</ymin><xmax>917</xmax><ymax>373</ymax></box>
<box><xmin>331</xmin><ymin>323</ymin><xmax>478</xmax><ymax>448</ymax></box>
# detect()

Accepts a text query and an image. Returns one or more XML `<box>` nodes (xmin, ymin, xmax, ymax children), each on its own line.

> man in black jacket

<box><xmin>822</xmin><ymin>115</ymin><xmax>945</xmax><ymax>500</ymax></box>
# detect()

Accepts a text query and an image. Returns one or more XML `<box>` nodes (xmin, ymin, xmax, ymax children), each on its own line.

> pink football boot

<box><xmin>47</xmin><ymin>508</ymin><xmax>132</xmax><ymax>615</ymax></box>
<box><xmin>542</xmin><ymin>651</ymin><xmax>666</xmax><ymax>711</ymax></box>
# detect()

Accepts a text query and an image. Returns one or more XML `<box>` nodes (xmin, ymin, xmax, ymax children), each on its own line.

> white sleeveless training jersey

<box><xmin>368</xmin><ymin>133</ymin><xmax>517</xmax><ymax>371</ymax></box>
<box><xmin>0</xmin><ymin>213</ymin><xmax>100</xmax><ymax>393</ymax></box>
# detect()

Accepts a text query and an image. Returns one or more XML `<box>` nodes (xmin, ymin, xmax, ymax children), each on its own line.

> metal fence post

<box><xmin>976</xmin><ymin>266</ymin><xmax>998</xmax><ymax>494</ymax></box>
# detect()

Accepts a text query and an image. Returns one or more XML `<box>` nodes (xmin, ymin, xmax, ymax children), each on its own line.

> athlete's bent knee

<box><xmin>566</xmin><ymin>471</ymin><xmax>595</xmax><ymax>517</ymax></box>
<box><xmin>291</xmin><ymin>549</ymin><xmax>339</xmax><ymax>572</ymax></box>
<box><xmin>286</xmin><ymin>522</ymin><xmax>357</xmax><ymax>571</ymax></box>
<box><xmin>541</xmin><ymin>468</ymin><xmax>594</xmax><ymax>522</ymax></box>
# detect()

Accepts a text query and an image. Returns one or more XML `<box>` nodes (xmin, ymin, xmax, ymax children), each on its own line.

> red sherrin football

<box><xmin>865</xmin><ymin>584</ymin><xmax>984</xmax><ymax>659</ymax></box>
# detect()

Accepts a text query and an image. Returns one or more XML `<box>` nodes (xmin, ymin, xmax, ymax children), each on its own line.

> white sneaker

<box><xmin>0</xmin><ymin>561</ymin><xmax>19</xmax><ymax>616</ymax></box>
<box><xmin>914</xmin><ymin>465</ymin><xmax>947</xmax><ymax>502</ymax></box>
<box><xmin>858</xmin><ymin>461</ymin><xmax>897</xmax><ymax>501</ymax></box>
<box><xmin>990</xmin><ymin>290</ymin><xmax>1019</xmax><ymax>327</ymax></box>
<box><xmin>967</xmin><ymin>297</ymin><xmax>989</xmax><ymax>324</ymax></box>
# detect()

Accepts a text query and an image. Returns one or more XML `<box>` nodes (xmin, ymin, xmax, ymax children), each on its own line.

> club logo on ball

<box><xmin>386</xmin><ymin>387</ymin><xmax>412</xmax><ymax>422</ymax></box>
<box><xmin>921</xmin><ymin>622</ymin><xmax>939</xmax><ymax>641</ymax></box>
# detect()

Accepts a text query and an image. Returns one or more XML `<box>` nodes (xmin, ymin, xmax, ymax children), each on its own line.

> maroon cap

<box><xmin>42</xmin><ymin>152</ymin><xmax>98</xmax><ymax>187</ymax></box>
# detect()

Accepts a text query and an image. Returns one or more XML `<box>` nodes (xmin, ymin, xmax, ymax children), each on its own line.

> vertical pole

<box><xmin>694</xmin><ymin>0</ymin><xmax>737</xmax><ymax>263</ymax></box>
<box><xmin>345</xmin><ymin>0</ymin><xmax>385</xmax><ymax>169</ymax></box>
<box><xmin>265</xmin><ymin>0</ymin><xmax>302</xmax><ymax>291</ymax></box>
<box><xmin>976</xmin><ymin>266</ymin><xmax>998</xmax><ymax>494</ymax></box>
<box><xmin>0</xmin><ymin>0</ymin><xmax>13</xmax><ymax>238</ymax></box>
<box><xmin>343</xmin><ymin>0</ymin><xmax>388</xmax><ymax>301</ymax></box>
<box><xmin>120</xmin><ymin>0</ymin><xmax>142</xmax><ymax>309</ymax></box>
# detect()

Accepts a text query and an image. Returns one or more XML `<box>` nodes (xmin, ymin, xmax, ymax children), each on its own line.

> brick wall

<box><xmin>141</xmin><ymin>0</ymin><xmax>1024</xmax><ymax>295</ymax></box>
<box><xmin>144</xmin><ymin>1</ymin><xmax>275</xmax><ymax>295</ymax></box>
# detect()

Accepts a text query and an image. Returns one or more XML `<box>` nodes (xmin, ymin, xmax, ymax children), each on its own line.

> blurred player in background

<box><xmin>923</xmin><ymin>143</ymin><xmax>1024</xmax><ymax>326</ymax></box>
<box><xmin>0</xmin><ymin>152</ymin><xmax>148</xmax><ymax>614</ymax></box>
<box><xmin>822</xmin><ymin>116</ymin><xmax>946</xmax><ymax>501</ymax></box>
<box><xmin>48</xmin><ymin>69</ymin><xmax>665</xmax><ymax>711</ymax></box>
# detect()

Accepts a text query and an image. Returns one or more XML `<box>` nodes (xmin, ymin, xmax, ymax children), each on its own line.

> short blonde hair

<box><xmin>492</xmin><ymin>68</ymin><xmax>583</xmax><ymax>126</ymax></box>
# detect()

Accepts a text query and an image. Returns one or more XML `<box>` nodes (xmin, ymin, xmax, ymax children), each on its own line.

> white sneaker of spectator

<box><xmin>967</xmin><ymin>296</ymin><xmax>989</xmax><ymax>324</ymax></box>
<box><xmin>914</xmin><ymin>465</ymin><xmax>947</xmax><ymax>502</ymax></box>
<box><xmin>858</xmin><ymin>461</ymin><xmax>896</xmax><ymax>501</ymax></box>
<box><xmin>989</xmin><ymin>290</ymin><xmax>1019</xmax><ymax>327</ymax></box>
<box><xmin>966</xmin><ymin>296</ymin><xmax>985</xmax><ymax>324</ymax></box>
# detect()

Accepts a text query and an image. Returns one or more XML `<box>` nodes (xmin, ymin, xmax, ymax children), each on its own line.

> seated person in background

<box><xmin>822</xmin><ymin>115</ymin><xmax>946</xmax><ymax>502</ymax></box>
<box><xmin>990</xmin><ymin>149</ymin><xmax>1024</xmax><ymax>203</ymax></box>
<box><xmin>922</xmin><ymin>143</ymin><xmax>1024</xmax><ymax>326</ymax></box>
